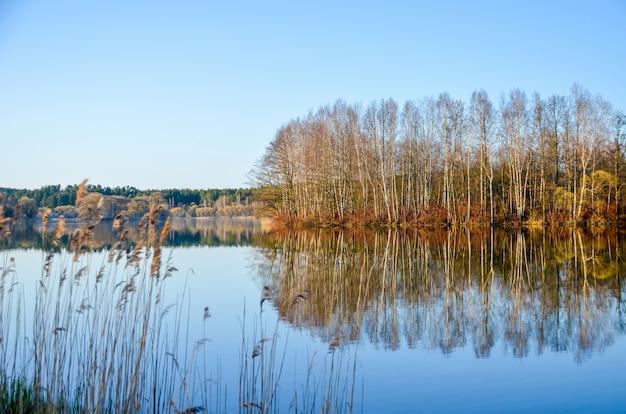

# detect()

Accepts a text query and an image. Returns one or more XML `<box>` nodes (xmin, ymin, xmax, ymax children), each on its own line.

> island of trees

<box><xmin>250</xmin><ymin>85</ymin><xmax>625</xmax><ymax>228</ymax></box>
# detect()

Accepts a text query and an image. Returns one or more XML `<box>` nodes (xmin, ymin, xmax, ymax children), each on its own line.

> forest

<box><xmin>250</xmin><ymin>84</ymin><xmax>626</xmax><ymax>228</ymax></box>
<box><xmin>0</xmin><ymin>183</ymin><xmax>256</xmax><ymax>220</ymax></box>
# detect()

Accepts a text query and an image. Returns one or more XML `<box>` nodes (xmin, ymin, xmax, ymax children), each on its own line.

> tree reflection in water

<box><xmin>2</xmin><ymin>217</ymin><xmax>269</xmax><ymax>250</ymax></box>
<box><xmin>254</xmin><ymin>228</ymin><xmax>626</xmax><ymax>362</ymax></box>
<box><xmin>4</xmin><ymin>219</ymin><xmax>624</xmax><ymax>362</ymax></box>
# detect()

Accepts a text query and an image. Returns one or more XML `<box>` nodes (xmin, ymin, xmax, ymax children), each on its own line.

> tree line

<box><xmin>0</xmin><ymin>183</ymin><xmax>257</xmax><ymax>220</ymax></box>
<box><xmin>250</xmin><ymin>84</ymin><xmax>626</xmax><ymax>228</ymax></box>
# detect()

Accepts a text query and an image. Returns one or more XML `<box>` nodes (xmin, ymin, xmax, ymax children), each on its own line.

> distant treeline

<box><xmin>0</xmin><ymin>183</ymin><xmax>258</xmax><ymax>220</ymax></box>
<box><xmin>250</xmin><ymin>84</ymin><xmax>626</xmax><ymax>228</ymax></box>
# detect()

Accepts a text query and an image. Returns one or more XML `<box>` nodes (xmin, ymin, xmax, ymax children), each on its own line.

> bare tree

<box><xmin>500</xmin><ymin>89</ymin><xmax>531</xmax><ymax>220</ymax></box>
<box><xmin>612</xmin><ymin>110</ymin><xmax>626</xmax><ymax>216</ymax></box>
<box><xmin>539</xmin><ymin>94</ymin><xmax>569</xmax><ymax>218</ymax></box>
<box><xmin>436</xmin><ymin>93</ymin><xmax>459</xmax><ymax>223</ymax></box>
<box><xmin>570</xmin><ymin>84</ymin><xmax>611</xmax><ymax>218</ymax></box>
<box><xmin>528</xmin><ymin>93</ymin><xmax>544</xmax><ymax>220</ymax></box>
<box><xmin>363</xmin><ymin>99</ymin><xmax>399</xmax><ymax>223</ymax></box>
<box><xmin>469</xmin><ymin>90</ymin><xmax>496</xmax><ymax>224</ymax></box>
<box><xmin>328</xmin><ymin>101</ymin><xmax>361</xmax><ymax>223</ymax></box>
<box><xmin>250</xmin><ymin>121</ymin><xmax>301</xmax><ymax>221</ymax></box>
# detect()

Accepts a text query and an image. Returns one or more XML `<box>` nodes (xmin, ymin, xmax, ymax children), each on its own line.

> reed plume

<box><xmin>50</xmin><ymin>215</ymin><xmax>66</xmax><ymax>246</ymax></box>
<box><xmin>113</xmin><ymin>211</ymin><xmax>127</xmax><ymax>231</ymax></box>
<box><xmin>75</xmin><ymin>179</ymin><xmax>88</xmax><ymax>206</ymax></box>
<box><xmin>56</xmin><ymin>216</ymin><xmax>66</xmax><ymax>239</ymax></box>
<box><xmin>160</xmin><ymin>216</ymin><xmax>171</xmax><ymax>245</ymax></box>
<box><xmin>70</xmin><ymin>228</ymin><xmax>82</xmax><ymax>253</ymax></box>
<box><xmin>41</xmin><ymin>208</ymin><xmax>51</xmax><ymax>234</ymax></box>
<box><xmin>0</xmin><ymin>205</ymin><xmax>11</xmax><ymax>237</ymax></box>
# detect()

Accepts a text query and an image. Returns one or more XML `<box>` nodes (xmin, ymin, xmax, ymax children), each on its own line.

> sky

<box><xmin>1</xmin><ymin>1</ymin><xmax>625</xmax><ymax>190</ymax></box>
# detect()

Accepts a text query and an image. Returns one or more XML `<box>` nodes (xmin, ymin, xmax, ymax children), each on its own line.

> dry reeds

<box><xmin>41</xmin><ymin>209</ymin><xmax>50</xmax><ymax>234</ymax></box>
<box><xmin>75</xmin><ymin>179</ymin><xmax>88</xmax><ymax>207</ymax></box>
<box><xmin>0</xmin><ymin>205</ymin><xmax>12</xmax><ymax>237</ymax></box>
<box><xmin>1</xmin><ymin>182</ymin><xmax>362</xmax><ymax>414</ymax></box>
<box><xmin>3</xmin><ymin>181</ymin><xmax>210</xmax><ymax>413</ymax></box>
<box><xmin>239</xmin><ymin>307</ymin><xmax>360</xmax><ymax>413</ymax></box>
<box><xmin>239</xmin><ymin>311</ymin><xmax>285</xmax><ymax>414</ymax></box>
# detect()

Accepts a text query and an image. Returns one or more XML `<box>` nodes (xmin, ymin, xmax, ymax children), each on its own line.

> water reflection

<box><xmin>2</xmin><ymin>219</ymin><xmax>624</xmax><ymax>362</ymax></box>
<box><xmin>254</xmin><ymin>229</ymin><xmax>626</xmax><ymax>362</ymax></box>
<box><xmin>1</xmin><ymin>217</ymin><xmax>271</xmax><ymax>250</ymax></box>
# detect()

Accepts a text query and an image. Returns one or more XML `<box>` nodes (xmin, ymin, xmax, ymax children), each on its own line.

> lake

<box><xmin>1</xmin><ymin>218</ymin><xmax>625</xmax><ymax>413</ymax></box>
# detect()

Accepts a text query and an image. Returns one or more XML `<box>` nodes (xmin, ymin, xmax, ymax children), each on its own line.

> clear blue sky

<box><xmin>1</xmin><ymin>1</ymin><xmax>624</xmax><ymax>190</ymax></box>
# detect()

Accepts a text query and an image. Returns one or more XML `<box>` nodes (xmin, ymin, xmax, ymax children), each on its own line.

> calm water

<box><xmin>2</xmin><ymin>218</ymin><xmax>625</xmax><ymax>413</ymax></box>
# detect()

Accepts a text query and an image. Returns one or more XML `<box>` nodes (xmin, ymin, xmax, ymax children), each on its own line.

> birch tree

<box><xmin>612</xmin><ymin>110</ymin><xmax>626</xmax><ymax>216</ymax></box>
<box><xmin>437</xmin><ymin>93</ymin><xmax>455</xmax><ymax>222</ymax></box>
<box><xmin>363</xmin><ymin>99</ymin><xmax>399</xmax><ymax>223</ymax></box>
<box><xmin>543</xmin><ymin>94</ymin><xmax>569</xmax><ymax>216</ymax></box>
<box><xmin>469</xmin><ymin>90</ymin><xmax>496</xmax><ymax>224</ymax></box>
<box><xmin>570</xmin><ymin>84</ymin><xmax>611</xmax><ymax>217</ymax></box>
<box><xmin>500</xmin><ymin>89</ymin><xmax>530</xmax><ymax>219</ymax></box>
